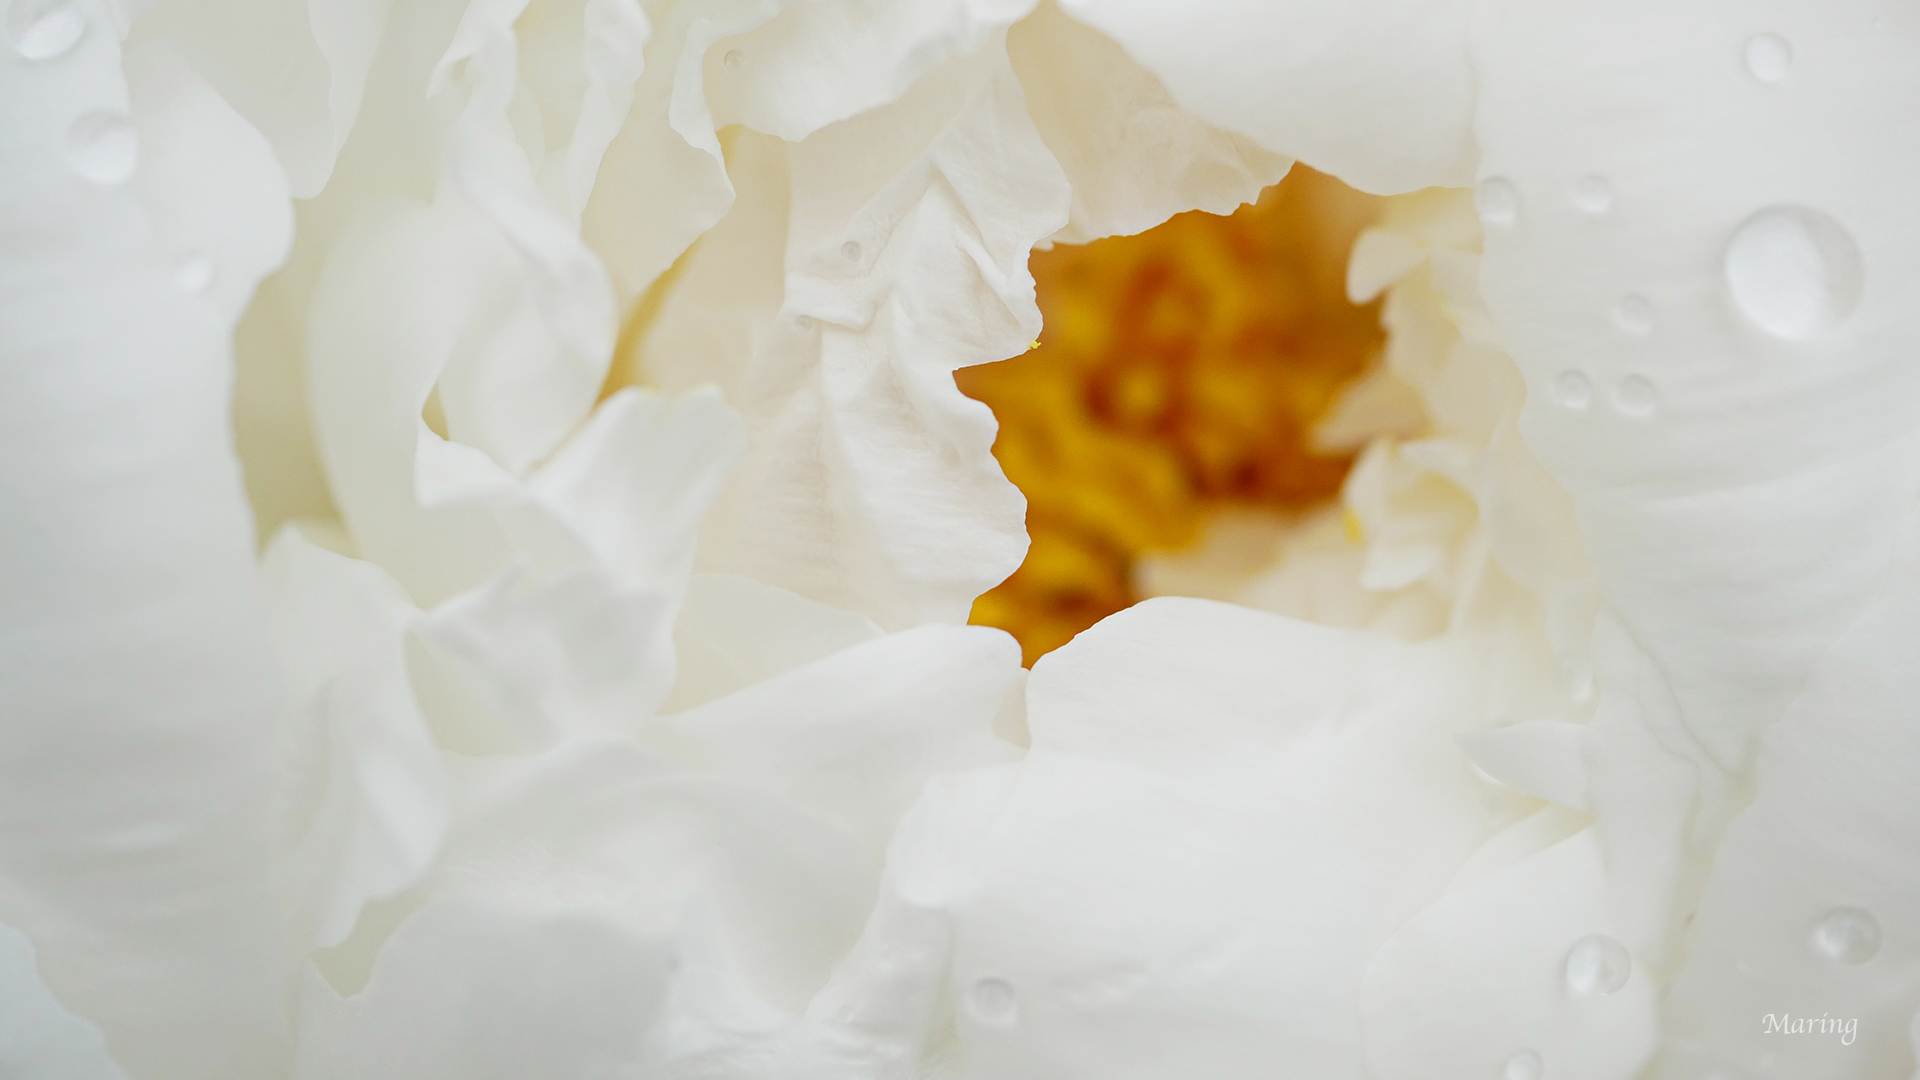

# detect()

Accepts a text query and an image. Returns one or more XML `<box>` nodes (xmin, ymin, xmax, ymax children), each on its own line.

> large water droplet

<box><xmin>1504</xmin><ymin>1049</ymin><xmax>1544</xmax><ymax>1080</ymax></box>
<box><xmin>969</xmin><ymin>977</ymin><xmax>1018</xmax><ymax>1024</ymax></box>
<box><xmin>1565</xmin><ymin>934</ymin><xmax>1632</xmax><ymax>996</ymax></box>
<box><xmin>1477</xmin><ymin>177</ymin><xmax>1520</xmax><ymax>229</ymax></box>
<box><xmin>1553</xmin><ymin>370</ymin><xmax>1592</xmax><ymax>410</ymax></box>
<box><xmin>6</xmin><ymin>0</ymin><xmax>84</xmax><ymax>60</ymax></box>
<box><xmin>1571</xmin><ymin>175</ymin><xmax>1613</xmax><ymax>215</ymax></box>
<box><xmin>1812</xmin><ymin>907</ymin><xmax>1881</xmax><ymax>964</ymax></box>
<box><xmin>1612</xmin><ymin>295</ymin><xmax>1653</xmax><ymax>335</ymax></box>
<box><xmin>68</xmin><ymin>111</ymin><xmax>137</xmax><ymax>185</ymax></box>
<box><xmin>1744</xmin><ymin>34</ymin><xmax>1792</xmax><ymax>83</ymax></box>
<box><xmin>1724</xmin><ymin>205</ymin><xmax>1864</xmax><ymax>341</ymax></box>
<box><xmin>1614</xmin><ymin>375</ymin><xmax>1658</xmax><ymax>418</ymax></box>
<box><xmin>722</xmin><ymin>47</ymin><xmax>742</xmax><ymax>69</ymax></box>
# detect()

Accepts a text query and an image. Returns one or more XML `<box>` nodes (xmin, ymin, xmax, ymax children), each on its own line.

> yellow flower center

<box><xmin>958</xmin><ymin>166</ymin><xmax>1384</xmax><ymax>664</ymax></box>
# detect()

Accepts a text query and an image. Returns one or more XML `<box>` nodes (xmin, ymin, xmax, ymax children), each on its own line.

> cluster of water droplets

<box><xmin>1476</xmin><ymin>27</ymin><xmax>1870</xmax><ymax>430</ymax></box>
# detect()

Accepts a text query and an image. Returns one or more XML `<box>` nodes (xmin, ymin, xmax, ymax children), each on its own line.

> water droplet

<box><xmin>6</xmin><ymin>0</ymin><xmax>84</xmax><ymax>60</ymax></box>
<box><xmin>1612</xmin><ymin>295</ymin><xmax>1653</xmax><ymax>335</ymax></box>
<box><xmin>968</xmin><ymin>977</ymin><xmax>1017</xmax><ymax>1024</ymax></box>
<box><xmin>722</xmin><ymin>48</ymin><xmax>742</xmax><ymax>69</ymax></box>
<box><xmin>841</xmin><ymin>239</ymin><xmax>861</xmax><ymax>260</ymax></box>
<box><xmin>1553</xmin><ymin>370</ymin><xmax>1593</xmax><ymax>410</ymax></box>
<box><xmin>68</xmin><ymin>111</ymin><xmax>137</xmax><ymax>185</ymax></box>
<box><xmin>794</xmin><ymin>314</ymin><xmax>814</xmax><ymax>330</ymax></box>
<box><xmin>1476</xmin><ymin>177</ymin><xmax>1520</xmax><ymax>229</ymax></box>
<box><xmin>1571</xmin><ymin>175</ymin><xmax>1613</xmax><ymax>215</ymax></box>
<box><xmin>1744</xmin><ymin>34</ymin><xmax>1792</xmax><ymax>83</ymax></box>
<box><xmin>1724</xmin><ymin>205</ymin><xmax>1864</xmax><ymax>341</ymax></box>
<box><xmin>1812</xmin><ymin>907</ymin><xmax>1881</xmax><ymax>964</ymax></box>
<box><xmin>175</xmin><ymin>254</ymin><xmax>215</xmax><ymax>294</ymax></box>
<box><xmin>1565</xmin><ymin>933</ymin><xmax>1632</xmax><ymax>995</ymax></box>
<box><xmin>1505</xmin><ymin>1048</ymin><xmax>1544</xmax><ymax>1080</ymax></box>
<box><xmin>1615</xmin><ymin>375</ymin><xmax>1658</xmax><ymax>418</ymax></box>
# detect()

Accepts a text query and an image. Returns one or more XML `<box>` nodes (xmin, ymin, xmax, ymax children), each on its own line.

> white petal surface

<box><xmin>1471</xmin><ymin>0</ymin><xmax>1920</xmax><ymax>972</ymax></box>
<box><xmin>1654</xmin><ymin>512</ymin><xmax>1920</xmax><ymax>1080</ymax></box>
<box><xmin>769</xmin><ymin>598</ymin><xmax>1520</xmax><ymax>1078</ymax></box>
<box><xmin>1006</xmin><ymin>0</ymin><xmax>1290</xmax><ymax>244</ymax></box>
<box><xmin>1053</xmin><ymin>0</ymin><xmax>1475</xmax><ymax>194</ymax></box>
<box><xmin>263</xmin><ymin>528</ymin><xmax>447</xmax><ymax>952</ymax></box>
<box><xmin>0</xmin><ymin>10</ymin><xmax>286</xmax><ymax>1076</ymax></box>
<box><xmin>296</xmin><ymin>894</ymin><xmax>675</xmax><ymax>1080</ymax></box>
<box><xmin>662</xmin><ymin>571</ymin><xmax>884</xmax><ymax>713</ymax></box>
<box><xmin>691</xmin><ymin>42</ymin><xmax>1069</xmax><ymax>626</ymax></box>
<box><xmin>648</xmin><ymin>624</ymin><xmax>1023</xmax><ymax>860</ymax></box>
<box><xmin>1361</xmin><ymin>829</ymin><xmax>1658</xmax><ymax>1080</ymax></box>
<box><xmin>130</xmin><ymin>0</ymin><xmax>391</xmax><ymax>196</ymax></box>
<box><xmin>0</xmin><ymin>923</ymin><xmax>128</xmax><ymax>1080</ymax></box>
<box><xmin>124</xmin><ymin>39</ymin><xmax>292</xmax><ymax>325</ymax></box>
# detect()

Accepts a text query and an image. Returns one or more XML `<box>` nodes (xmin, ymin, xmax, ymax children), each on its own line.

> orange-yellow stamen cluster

<box><xmin>957</xmin><ymin>166</ymin><xmax>1384</xmax><ymax>664</ymax></box>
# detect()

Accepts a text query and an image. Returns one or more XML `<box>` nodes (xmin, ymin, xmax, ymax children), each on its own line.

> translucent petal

<box><xmin>129</xmin><ymin>0</ymin><xmax>391</xmax><ymax>196</ymax></box>
<box><xmin>689</xmin><ymin>43</ymin><xmax>1070</xmax><ymax>625</ymax></box>
<box><xmin>1007</xmin><ymin>0</ymin><xmax>1291</xmax><ymax>244</ymax></box>
<box><xmin>1053</xmin><ymin>0</ymin><xmax>1475</xmax><ymax>193</ymax></box>
<box><xmin>647</xmin><ymin>624</ymin><xmax>1024</xmax><ymax>860</ymax></box>
<box><xmin>263</xmin><ymin>528</ymin><xmax>447</xmax><ymax>952</ymax></box>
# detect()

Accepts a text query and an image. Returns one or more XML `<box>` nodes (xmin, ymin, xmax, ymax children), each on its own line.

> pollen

<box><xmin>957</xmin><ymin>165</ymin><xmax>1384</xmax><ymax>665</ymax></box>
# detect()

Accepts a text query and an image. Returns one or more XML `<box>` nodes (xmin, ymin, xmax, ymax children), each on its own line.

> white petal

<box><xmin>1053</xmin><ymin>0</ymin><xmax>1475</xmax><ymax>193</ymax></box>
<box><xmin>129</xmin><ymin>0</ymin><xmax>391</xmax><ymax>196</ymax></box>
<box><xmin>0</xmin><ymin>16</ymin><xmax>286</xmax><ymax>1076</ymax></box>
<box><xmin>295</xmin><ymin>894</ymin><xmax>675</xmax><ymax>1080</ymax></box>
<box><xmin>125</xmin><ymin>39</ymin><xmax>292</xmax><ymax>325</ymax></box>
<box><xmin>0</xmin><ymin>923</ymin><xmax>128</xmax><ymax>1080</ymax></box>
<box><xmin>662</xmin><ymin>572</ymin><xmax>885</xmax><ymax>713</ymax></box>
<box><xmin>790</xmin><ymin>598</ymin><xmax>1519</xmax><ymax>1077</ymax></box>
<box><xmin>1459</xmin><ymin>720</ymin><xmax>1590</xmax><ymax>812</ymax></box>
<box><xmin>1007</xmin><ymin>0</ymin><xmax>1291</xmax><ymax>244</ymax></box>
<box><xmin>263</xmin><ymin>528</ymin><xmax>447</xmax><ymax>951</ymax></box>
<box><xmin>1361</xmin><ymin>829</ymin><xmax>1659</xmax><ymax>1080</ymax></box>
<box><xmin>1654</xmin><ymin>512</ymin><xmax>1920</xmax><ymax>1080</ymax></box>
<box><xmin>707</xmin><ymin>0</ymin><xmax>1029</xmax><ymax>143</ymax></box>
<box><xmin>692</xmin><ymin>42</ymin><xmax>1070</xmax><ymax>625</ymax></box>
<box><xmin>648</xmin><ymin>624</ymin><xmax>1023</xmax><ymax>860</ymax></box>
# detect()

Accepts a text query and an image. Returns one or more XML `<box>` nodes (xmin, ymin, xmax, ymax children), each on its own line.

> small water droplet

<box><xmin>968</xmin><ymin>977</ymin><xmax>1017</xmax><ymax>1024</ymax></box>
<box><xmin>841</xmin><ymin>239</ymin><xmax>861</xmax><ymax>260</ymax></box>
<box><xmin>1812</xmin><ymin>907</ymin><xmax>1881</xmax><ymax>964</ymax></box>
<box><xmin>1553</xmin><ymin>370</ymin><xmax>1593</xmax><ymax>410</ymax></box>
<box><xmin>1565</xmin><ymin>933</ymin><xmax>1632</xmax><ymax>995</ymax></box>
<box><xmin>68</xmin><ymin>111</ymin><xmax>137</xmax><ymax>185</ymax></box>
<box><xmin>1612</xmin><ymin>295</ymin><xmax>1653</xmax><ymax>335</ymax></box>
<box><xmin>1615</xmin><ymin>375</ymin><xmax>1658</xmax><ymax>418</ymax></box>
<box><xmin>794</xmin><ymin>314</ymin><xmax>814</xmax><ymax>330</ymax></box>
<box><xmin>1571</xmin><ymin>175</ymin><xmax>1613</xmax><ymax>215</ymax></box>
<box><xmin>1744</xmin><ymin>34</ymin><xmax>1792</xmax><ymax>83</ymax></box>
<box><xmin>6</xmin><ymin>0</ymin><xmax>84</xmax><ymax>60</ymax></box>
<box><xmin>1724</xmin><ymin>205</ymin><xmax>1864</xmax><ymax>341</ymax></box>
<box><xmin>722</xmin><ymin>48</ymin><xmax>742</xmax><ymax>69</ymax></box>
<box><xmin>175</xmin><ymin>254</ymin><xmax>215</xmax><ymax>294</ymax></box>
<box><xmin>1504</xmin><ymin>1048</ymin><xmax>1544</xmax><ymax>1080</ymax></box>
<box><xmin>1476</xmin><ymin>177</ymin><xmax>1520</xmax><ymax>229</ymax></box>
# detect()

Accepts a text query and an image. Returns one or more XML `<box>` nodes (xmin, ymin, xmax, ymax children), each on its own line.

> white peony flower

<box><xmin>1</xmin><ymin>0</ymin><xmax>1915</xmax><ymax>1079</ymax></box>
